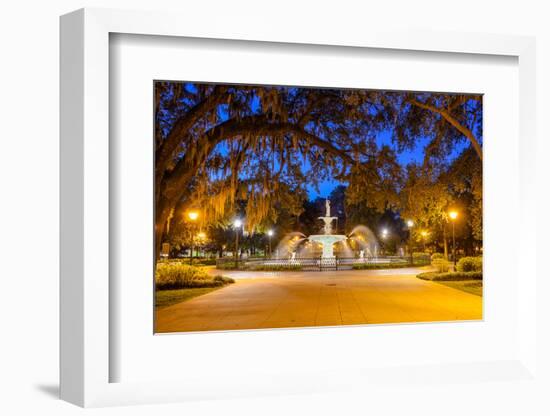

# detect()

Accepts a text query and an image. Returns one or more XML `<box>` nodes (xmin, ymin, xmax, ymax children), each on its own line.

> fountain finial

<box><xmin>308</xmin><ymin>199</ymin><xmax>346</xmax><ymax>258</ymax></box>
<box><xmin>318</xmin><ymin>199</ymin><xmax>337</xmax><ymax>235</ymax></box>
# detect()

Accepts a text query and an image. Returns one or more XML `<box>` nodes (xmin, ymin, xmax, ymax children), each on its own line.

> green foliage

<box><xmin>216</xmin><ymin>262</ymin><xmax>303</xmax><ymax>271</ymax></box>
<box><xmin>435</xmin><ymin>280</ymin><xmax>483</xmax><ymax>297</ymax></box>
<box><xmin>216</xmin><ymin>262</ymin><xmax>238</xmax><ymax>270</ymax></box>
<box><xmin>400</xmin><ymin>165</ymin><xmax>455</xmax><ymax>247</ymax></box>
<box><xmin>412</xmin><ymin>252</ymin><xmax>430</xmax><ymax>265</ymax></box>
<box><xmin>346</xmin><ymin>146</ymin><xmax>403</xmax><ymax>212</ymax></box>
<box><xmin>160</xmin><ymin>258</ymin><xmax>217</xmax><ymax>266</ymax></box>
<box><xmin>447</xmin><ymin>148</ymin><xmax>483</xmax><ymax>242</ymax></box>
<box><xmin>417</xmin><ymin>271</ymin><xmax>482</xmax><ymax>281</ymax></box>
<box><xmin>431</xmin><ymin>252</ymin><xmax>445</xmax><ymax>261</ymax></box>
<box><xmin>456</xmin><ymin>256</ymin><xmax>483</xmax><ymax>272</ymax></box>
<box><xmin>155</xmin><ymin>263</ymin><xmax>234</xmax><ymax>289</ymax></box>
<box><xmin>431</xmin><ymin>258</ymin><xmax>451</xmax><ymax>273</ymax></box>
<box><xmin>352</xmin><ymin>262</ymin><xmax>410</xmax><ymax>270</ymax></box>
<box><xmin>249</xmin><ymin>264</ymin><xmax>303</xmax><ymax>271</ymax></box>
<box><xmin>156</xmin><ymin>287</ymin><xmax>224</xmax><ymax>309</ymax></box>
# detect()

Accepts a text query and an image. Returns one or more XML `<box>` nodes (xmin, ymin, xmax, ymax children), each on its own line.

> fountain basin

<box><xmin>308</xmin><ymin>234</ymin><xmax>347</xmax><ymax>258</ymax></box>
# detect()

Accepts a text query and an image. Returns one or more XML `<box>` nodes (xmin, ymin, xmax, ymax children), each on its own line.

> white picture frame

<box><xmin>60</xmin><ymin>8</ymin><xmax>538</xmax><ymax>408</ymax></box>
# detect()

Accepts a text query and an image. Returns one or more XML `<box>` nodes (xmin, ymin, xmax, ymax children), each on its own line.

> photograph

<box><xmin>154</xmin><ymin>81</ymin><xmax>483</xmax><ymax>333</ymax></box>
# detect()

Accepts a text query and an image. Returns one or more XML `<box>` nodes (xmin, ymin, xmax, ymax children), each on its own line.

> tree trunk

<box><xmin>154</xmin><ymin>197</ymin><xmax>172</xmax><ymax>263</ymax></box>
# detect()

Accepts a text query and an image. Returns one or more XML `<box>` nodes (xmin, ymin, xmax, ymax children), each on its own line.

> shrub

<box><xmin>431</xmin><ymin>252</ymin><xmax>445</xmax><ymax>262</ymax></box>
<box><xmin>212</xmin><ymin>275</ymin><xmax>235</xmax><ymax>284</ymax></box>
<box><xmin>155</xmin><ymin>263</ymin><xmax>233</xmax><ymax>289</ymax></box>
<box><xmin>250</xmin><ymin>264</ymin><xmax>303</xmax><ymax>271</ymax></box>
<box><xmin>194</xmin><ymin>258</ymin><xmax>217</xmax><ymax>266</ymax></box>
<box><xmin>412</xmin><ymin>252</ymin><xmax>430</xmax><ymax>265</ymax></box>
<box><xmin>456</xmin><ymin>256</ymin><xmax>483</xmax><ymax>272</ymax></box>
<box><xmin>160</xmin><ymin>258</ymin><xmax>217</xmax><ymax>266</ymax></box>
<box><xmin>417</xmin><ymin>271</ymin><xmax>483</xmax><ymax>281</ymax></box>
<box><xmin>432</xmin><ymin>258</ymin><xmax>451</xmax><ymax>273</ymax></box>
<box><xmin>352</xmin><ymin>262</ymin><xmax>410</xmax><ymax>270</ymax></box>
<box><xmin>216</xmin><ymin>261</ymin><xmax>238</xmax><ymax>270</ymax></box>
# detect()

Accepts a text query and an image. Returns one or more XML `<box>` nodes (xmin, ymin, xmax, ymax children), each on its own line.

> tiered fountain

<box><xmin>272</xmin><ymin>198</ymin><xmax>379</xmax><ymax>264</ymax></box>
<box><xmin>308</xmin><ymin>199</ymin><xmax>347</xmax><ymax>259</ymax></box>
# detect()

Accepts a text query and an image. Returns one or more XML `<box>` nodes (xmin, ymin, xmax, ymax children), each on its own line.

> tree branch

<box><xmin>161</xmin><ymin>117</ymin><xmax>355</xmax><ymax>200</ymax></box>
<box><xmin>408</xmin><ymin>99</ymin><xmax>483</xmax><ymax>160</ymax></box>
<box><xmin>156</xmin><ymin>86</ymin><xmax>229</xmax><ymax>178</ymax></box>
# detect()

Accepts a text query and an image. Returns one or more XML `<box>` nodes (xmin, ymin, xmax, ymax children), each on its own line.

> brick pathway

<box><xmin>155</xmin><ymin>268</ymin><xmax>482</xmax><ymax>333</ymax></box>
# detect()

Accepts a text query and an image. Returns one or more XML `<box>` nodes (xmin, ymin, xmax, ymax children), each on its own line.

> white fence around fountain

<box><xmin>215</xmin><ymin>254</ymin><xmax>430</xmax><ymax>271</ymax></box>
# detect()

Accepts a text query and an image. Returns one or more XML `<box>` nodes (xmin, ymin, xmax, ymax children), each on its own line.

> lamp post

<box><xmin>421</xmin><ymin>230</ymin><xmax>428</xmax><ymax>252</ymax></box>
<box><xmin>406</xmin><ymin>220</ymin><xmax>414</xmax><ymax>264</ymax></box>
<box><xmin>449</xmin><ymin>210</ymin><xmax>458</xmax><ymax>267</ymax></box>
<box><xmin>267</xmin><ymin>229</ymin><xmax>274</xmax><ymax>257</ymax></box>
<box><xmin>234</xmin><ymin>219</ymin><xmax>242</xmax><ymax>269</ymax></box>
<box><xmin>197</xmin><ymin>231</ymin><xmax>206</xmax><ymax>260</ymax></box>
<box><xmin>381</xmin><ymin>228</ymin><xmax>388</xmax><ymax>255</ymax></box>
<box><xmin>187</xmin><ymin>210</ymin><xmax>199</xmax><ymax>265</ymax></box>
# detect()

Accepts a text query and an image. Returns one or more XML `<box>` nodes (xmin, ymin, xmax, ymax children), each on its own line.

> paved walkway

<box><xmin>155</xmin><ymin>268</ymin><xmax>482</xmax><ymax>333</ymax></box>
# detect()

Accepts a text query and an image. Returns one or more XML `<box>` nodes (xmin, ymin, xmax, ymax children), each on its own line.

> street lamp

<box><xmin>187</xmin><ymin>210</ymin><xmax>199</xmax><ymax>265</ymax></box>
<box><xmin>380</xmin><ymin>228</ymin><xmax>389</xmax><ymax>256</ymax></box>
<box><xmin>234</xmin><ymin>219</ymin><xmax>242</xmax><ymax>269</ymax></box>
<box><xmin>406</xmin><ymin>220</ymin><xmax>414</xmax><ymax>264</ymax></box>
<box><xmin>197</xmin><ymin>232</ymin><xmax>206</xmax><ymax>259</ymax></box>
<box><xmin>449</xmin><ymin>210</ymin><xmax>458</xmax><ymax>267</ymax></box>
<box><xmin>420</xmin><ymin>230</ymin><xmax>429</xmax><ymax>251</ymax></box>
<box><xmin>267</xmin><ymin>229</ymin><xmax>274</xmax><ymax>257</ymax></box>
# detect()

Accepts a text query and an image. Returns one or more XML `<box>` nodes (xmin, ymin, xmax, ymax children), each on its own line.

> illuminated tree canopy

<box><xmin>154</xmin><ymin>82</ymin><xmax>482</xmax><ymax>259</ymax></box>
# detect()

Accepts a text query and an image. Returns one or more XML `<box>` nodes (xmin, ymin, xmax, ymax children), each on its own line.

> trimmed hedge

<box><xmin>155</xmin><ymin>263</ymin><xmax>234</xmax><ymax>290</ymax></box>
<box><xmin>417</xmin><ymin>271</ymin><xmax>483</xmax><ymax>281</ymax></box>
<box><xmin>431</xmin><ymin>258</ymin><xmax>451</xmax><ymax>273</ymax></box>
<box><xmin>249</xmin><ymin>264</ymin><xmax>303</xmax><ymax>271</ymax></box>
<box><xmin>216</xmin><ymin>262</ymin><xmax>238</xmax><ymax>270</ymax></box>
<box><xmin>456</xmin><ymin>256</ymin><xmax>483</xmax><ymax>272</ymax></box>
<box><xmin>431</xmin><ymin>252</ymin><xmax>445</xmax><ymax>261</ymax></box>
<box><xmin>160</xmin><ymin>258</ymin><xmax>218</xmax><ymax>266</ymax></box>
<box><xmin>412</xmin><ymin>252</ymin><xmax>431</xmax><ymax>266</ymax></box>
<box><xmin>352</xmin><ymin>262</ymin><xmax>410</xmax><ymax>270</ymax></box>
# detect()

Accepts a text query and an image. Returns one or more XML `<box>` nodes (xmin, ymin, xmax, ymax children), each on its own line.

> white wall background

<box><xmin>1</xmin><ymin>1</ymin><xmax>548</xmax><ymax>415</ymax></box>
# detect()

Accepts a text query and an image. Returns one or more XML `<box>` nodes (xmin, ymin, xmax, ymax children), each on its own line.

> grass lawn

<box><xmin>435</xmin><ymin>280</ymin><xmax>483</xmax><ymax>296</ymax></box>
<box><xmin>156</xmin><ymin>286</ymin><xmax>224</xmax><ymax>309</ymax></box>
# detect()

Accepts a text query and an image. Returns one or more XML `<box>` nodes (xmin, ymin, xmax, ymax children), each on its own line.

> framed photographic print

<box><xmin>60</xmin><ymin>7</ymin><xmax>539</xmax><ymax>408</ymax></box>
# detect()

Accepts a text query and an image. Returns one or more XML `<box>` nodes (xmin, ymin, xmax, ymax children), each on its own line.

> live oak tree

<box><xmin>399</xmin><ymin>164</ymin><xmax>455</xmax><ymax>257</ymax></box>
<box><xmin>445</xmin><ymin>147</ymin><xmax>483</xmax><ymax>243</ymax></box>
<box><xmin>399</xmin><ymin>145</ymin><xmax>483</xmax><ymax>257</ymax></box>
